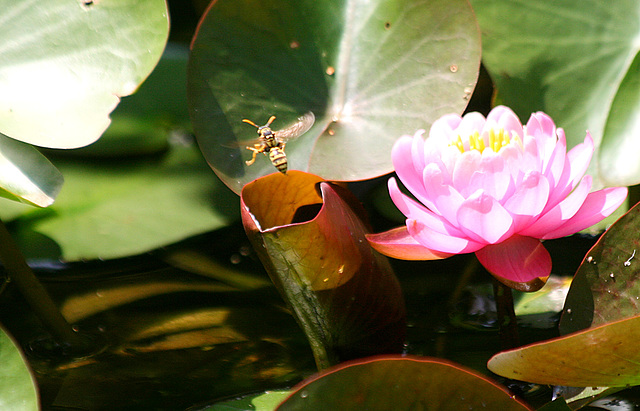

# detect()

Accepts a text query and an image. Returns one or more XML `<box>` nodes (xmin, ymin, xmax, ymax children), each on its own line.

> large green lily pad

<box><xmin>471</xmin><ymin>0</ymin><xmax>640</xmax><ymax>188</ymax></box>
<box><xmin>0</xmin><ymin>45</ymin><xmax>237</xmax><ymax>262</ymax></box>
<box><xmin>188</xmin><ymin>0</ymin><xmax>480</xmax><ymax>193</ymax></box>
<box><xmin>0</xmin><ymin>0</ymin><xmax>169</xmax><ymax>149</ymax></box>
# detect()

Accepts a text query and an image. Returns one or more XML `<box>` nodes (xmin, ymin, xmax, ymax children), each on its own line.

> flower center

<box><xmin>451</xmin><ymin>129</ymin><xmax>521</xmax><ymax>154</ymax></box>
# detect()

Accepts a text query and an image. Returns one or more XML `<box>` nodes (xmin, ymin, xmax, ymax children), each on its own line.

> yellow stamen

<box><xmin>450</xmin><ymin>129</ymin><xmax>516</xmax><ymax>154</ymax></box>
<box><xmin>454</xmin><ymin>136</ymin><xmax>464</xmax><ymax>153</ymax></box>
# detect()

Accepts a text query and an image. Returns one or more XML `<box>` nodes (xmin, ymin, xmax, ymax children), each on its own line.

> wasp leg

<box><xmin>245</xmin><ymin>145</ymin><xmax>261</xmax><ymax>166</ymax></box>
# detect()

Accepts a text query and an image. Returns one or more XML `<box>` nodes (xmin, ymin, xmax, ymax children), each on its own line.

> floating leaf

<box><xmin>278</xmin><ymin>356</ymin><xmax>532</xmax><ymax>410</ymax></box>
<box><xmin>0</xmin><ymin>141</ymin><xmax>238</xmax><ymax>261</ymax></box>
<box><xmin>0</xmin><ymin>0</ymin><xmax>169</xmax><ymax>149</ymax></box>
<box><xmin>67</xmin><ymin>43</ymin><xmax>192</xmax><ymax>158</ymax></box>
<box><xmin>0</xmin><ymin>133</ymin><xmax>63</xmax><ymax>207</ymax></box>
<box><xmin>0</xmin><ymin>326</ymin><xmax>38</xmax><ymax>411</ymax></box>
<box><xmin>242</xmin><ymin>172</ymin><xmax>405</xmax><ymax>369</ymax></box>
<box><xmin>560</xmin><ymin>201</ymin><xmax>640</xmax><ymax>335</ymax></box>
<box><xmin>599</xmin><ymin>52</ymin><xmax>640</xmax><ymax>186</ymax></box>
<box><xmin>488</xmin><ymin>314</ymin><xmax>640</xmax><ymax>387</ymax></box>
<box><xmin>188</xmin><ymin>0</ymin><xmax>480</xmax><ymax>193</ymax></box>
<box><xmin>471</xmin><ymin>0</ymin><xmax>640</xmax><ymax>187</ymax></box>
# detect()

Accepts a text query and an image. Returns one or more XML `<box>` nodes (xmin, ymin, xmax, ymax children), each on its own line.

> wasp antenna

<box><xmin>266</xmin><ymin>116</ymin><xmax>276</xmax><ymax>126</ymax></box>
<box><xmin>242</xmin><ymin>118</ymin><xmax>259</xmax><ymax>128</ymax></box>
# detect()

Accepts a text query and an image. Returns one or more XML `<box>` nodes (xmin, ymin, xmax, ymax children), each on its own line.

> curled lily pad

<box><xmin>241</xmin><ymin>171</ymin><xmax>405</xmax><ymax>369</ymax></box>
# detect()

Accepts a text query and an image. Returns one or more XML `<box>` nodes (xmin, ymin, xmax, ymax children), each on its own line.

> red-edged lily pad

<box><xmin>560</xmin><ymin>200</ymin><xmax>640</xmax><ymax>334</ymax></box>
<box><xmin>278</xmin><ymin>355</ymin><xmax>533</xmax><ymax>410</ymax></box>
<box><xmin>489</xmin><ymin>314</ymin><xmax>640</xmax><ymax>387</ymax></box>
<box><xmin>188</xmin><ymin>0</ymin><xmax>480</xmax><ymax>193</ymax></box>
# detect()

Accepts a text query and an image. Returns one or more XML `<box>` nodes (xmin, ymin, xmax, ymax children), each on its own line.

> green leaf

<box><xmin>599</xmin><ymin>51</ymin><xmax>640</xmax><ymax>186</ymax></box>
<box><xmin>242</xmin><ymin>172</ymin><xmax>406</xmax><ymax>369</ymax></box>
<box><xmin>488</xmin><ymin>314</ymin><xmax>640</xmax><ymax>387</ymax></box>
<box><xmin>559</xmin><ymin>201</ymin><xmax>640</xmax><ymax>335</ymax></box>
<box><xmin>69</xmin><ymin>43</ymin><xmax>192</xmax><ymax>158</ymax></box>
<box><xmin>2</xmin><ymin>142</ymin><xmax>239</xmax><ymax>261</ymax></box>
<box><xmin>491</xmin><ymin>203</ymin><xmax>640</xmax><ymax>388</ymax></box>
<box><xmin>0</xmin><ymin>0</ymin><xmax>169</xmax><ymax>149</ymax></box>
<box><xmin>471</xmin><ymin>0</ymin><xmax>640</xmax><ymax>187</ymax></box>
<box><xmin>188</xmin><ymin>0</ymin><xmax>480</xmax><ymax>193</ymax></box>
<box><xmin>278</xmin><ymin>356</ymin><xmax>533</xmax><ymax>410</ymax></box>
<box><xmin>0</xmin><ymin>326</ymin><xmax>39</xmax><ymax>411</ymax></box>
<box><xmin>0</xmin><ymin>133</ymin><xmax>63</xmax><ymax>207</ymax></box>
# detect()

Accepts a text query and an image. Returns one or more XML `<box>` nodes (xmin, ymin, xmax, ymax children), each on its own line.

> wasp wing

<box><xmin>222</xmin><ymin>137</ymin><xmax>264</xmax><ymax>148</ymax></box>
<box><xmin>275</xmin><ymin>112</ymin><xmax>315</xmax><ymax>141</ymax></box>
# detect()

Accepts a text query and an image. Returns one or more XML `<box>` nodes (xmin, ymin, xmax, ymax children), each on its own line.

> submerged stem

<box><xmin>492</xmin><ymin>277</ymin><xmax>520</xmax><ymax>350</ymax></box>
<box><xmin>0</xmin><ymin>218</ymin><xmax>89</xmax><ymax>350</ymax></box>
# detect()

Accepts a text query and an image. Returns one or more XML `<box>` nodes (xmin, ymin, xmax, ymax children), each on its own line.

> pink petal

<box><xmin>366</xmin><ymin>226</ymin><xmax>454</xmax><ymax>260</ymax></box>
<box><xmin>485</xmin><ymin>106</ymin><xmax>524</xmax><ymax>139</ymax></box>
<box><xmin>504</xmin><ymin>171</ymin><xmax>550</xmax><ymax>231</ymax></box>
<box><xmin>429</xmin><ymin>114</ymin><xmax>463</xmax><ymax>140</ymax></box>
<box><xmin>388</xmin><ymin>178</ymin><xmax>465</xmax><ymax>238</ymax></box>
<box><xmin>541</xmin><ymin>128</ymin><xmax>566</xmax><ymax>189</ymax></box>
<box><xmin>467</xmin><ymin>150</ymin><xmax>513</xmax><ymax>201</ymax></box>
<box><xmin>475</xmin><ymin>235</ymin><xmax>552</xmax><ymax>283</ymax></box>
<box><xmin>566</xmin><ymin>132</ymin><xmax>594</xmax><ymax>187</ymax></box>
<box><xmin>520</xmin><ymin>174</ymin><xmax>592</xmax><ymax>238</ymax></box>
<box><xmin>437</xmin><ymin>145</ymin><xmax>462</xmax><ymax>178</ymax></box>
<box><xmin>526</xmin><ymin>111</ymin><xmax>556</xmax><ymax>140</ymax></box>
<box><xmin>452</xmin><ymin>150</ymin><xmax>482</xmax><ymax>196</ymax></box>
<box><xmin>423</xmin><ymin>164</ymin><xmax>465</xmax><ymax>226</ymax></box>
<box><xmin>525</xmin><ymin>112</ymin><xmax>557</xmax><ymax>167</ymax></box>
<box><xmin>392</xmin><ymin>135</ymin><xmax>432</xmax><ymax>207</ymax></box>
<box><xmin>410</xmin><ymin>130</ymin><xmax>426</xmax><ymax>172</ymax></box>
<box><xmin>501</xmin><ymin>144</ymin><xmax>524</xmax><ymax>184</ymax></box>
<box><xmin>521</xmin><ymin>135</ymin><xmax>542</xmax><ymax>174</ymax></box>
<box><xmin>542</xmin><ymin>186</ymin><xmax>628</xmax><ymax>239</ymax></box>
<box><xmin>545</xmin><ymin>132</ymin><xmax>594</xmax><ymax>211</ymax></box>
<box><xmin>407</xmin><ymin>219</ymin><xmax>485</xmax><ymax>254</ymax></box>
<box><xmin>455</xmin><ymin>112</ymin><xmax>488</xmax><ymax>140</ymax></box>
<box><xmin>456</xmin><ymin>190</ymin><xmax>514</xmax><ymax>244</ymax></box>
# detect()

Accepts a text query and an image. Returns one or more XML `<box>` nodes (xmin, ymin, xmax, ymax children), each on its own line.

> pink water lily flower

<box><xmin>368</xmin><ymin>106</ymin><xmax>627</xmax><ymax>284</ymax></box>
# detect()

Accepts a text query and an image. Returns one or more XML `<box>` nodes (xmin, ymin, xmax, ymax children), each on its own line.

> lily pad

<box><xmin>0</xmin><ymin>134</ymin><xmax>63</xmax><ymax>207</ymax></box>
<box><xmin>488</xmin><ymin>314</ymin><xmax>640</xmax><ymax>387</ymax></box>
<box><xmin>0</xmin><ymin>141</ymin><xmax>239</xmax><ymax>261</ymax></box>
<box><xmin>278</xmin><ymin>356</ymin><xmax>532</xmax><ymax>410</ymax></box>
<box><xmin>559</xmin><ymin>200</ymin><xmax>640</xmax><ymax>335</ymax></box>
<box><xmin>471</xmin><ymin>0</ymin><xmax>640</xmax><ymax>187</ymax></box>
<box><xmin>0</xmin><ymin>0</ymin><xmax>169</xmax><ymax>149</ymax></box>
<box><xmin>188</xmin><ymin>0</ymin><xmax>480</xmax><ymax>193</ymax></box>
<box><xmin>0</xmin><ymin>326</ymin><xmax>38</xmax><ymax>411</ymax></box>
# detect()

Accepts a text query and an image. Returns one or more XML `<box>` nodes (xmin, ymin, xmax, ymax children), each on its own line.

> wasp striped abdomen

<box><xmin>268</xmin><ymin>147</ymin><xmax>288</xmax><ymax>173</ymax></box>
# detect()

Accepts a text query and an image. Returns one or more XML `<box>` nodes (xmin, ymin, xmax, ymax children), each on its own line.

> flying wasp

<box><xmin>240</xmin><ymin>112</ymin><xmax>315</xmax><ymax>174</ymax></box>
